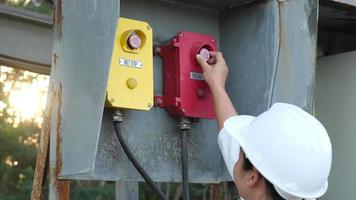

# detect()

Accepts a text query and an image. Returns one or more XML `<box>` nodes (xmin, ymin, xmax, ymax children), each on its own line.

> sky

<box><xmin>0</xmin><ymin>65</ymin><xmax>49</xmax><ymax>128</ymax></box>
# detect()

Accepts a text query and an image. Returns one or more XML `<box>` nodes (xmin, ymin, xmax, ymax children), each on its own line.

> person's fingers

<box><xmin>215</xmin><ymin>52</ymin><xmax>224</xmax><ymax>61</ymax></box>
<box><xmin>208</xmin><ymin>51</ymin><xmax>225</xmax><ymax>64</ymax></box>
<box><xmin>207</xmin><ymin>57</ymin><xmax>215</xmax><ymax>65</ymax></box>
<box><xmin>196</xmin><ymin>54</ymin><xmax>211</xmax><ymax>71</ymax></box>
<box><xmin>209</xmin><ymin>51</ymin><xmax>218</xmax><ymax>56</ymax></box>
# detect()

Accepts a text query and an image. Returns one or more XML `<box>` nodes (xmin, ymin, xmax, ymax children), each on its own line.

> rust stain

<box><xmin>53</xmin><ymin>0</ymin><xmax>63</xmax><ymax>37</ymax></box>
<box><xmin>53</xmin><ymin>53</ymin><xmax>59</xmax><ymax>65</ymax></box>
<box><xmin>31</xmin><ymin>90</ymin><xmax>56</xmax><ymax>200</ymax></box>
<box><xmin>209</xmin><ymin>184</ymin><xmax>220</xmax><ymax>200</ymax></box>
<box><xmin>51</xmin><ymin>83</ymin><xmax>70</xmax><ymax>200</ymax></box>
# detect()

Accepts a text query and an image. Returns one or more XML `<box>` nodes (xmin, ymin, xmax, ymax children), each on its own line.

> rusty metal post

<box><xmin>47</xmin><ymin>0</ymin><xmax>70</xmax><ymax>199</ymax></box>
<box><xmin>210</xmin><ymin>184</ymin><xmax>220</xmax><ymax>200</ymax></box>
<box><xmin>31</xmin><ymin>93</ymin><xmax>51</xmax><ymax>200</ymax></box>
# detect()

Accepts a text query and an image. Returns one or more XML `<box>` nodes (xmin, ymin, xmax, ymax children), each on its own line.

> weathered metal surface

<box><xmin>56</xmin><ymin>0</ymin><xmax>224</xmax><ymax>182</ymax></box>
<box><xmin>47</xmin><ymin>0</ymin><xmax>71</xmax><ymax>199</ymax></box>
<box><xmin>31</xmin><ymin>86</ymin><xmax>54</xmax><ymax>199</ymax></box>
<box><xmin>92</xmin><ymin>0</ymin><xmax>224</xmax><ymax>183</ymax></box>
<box><xmin>220</xmin><ymin>0</ymin><xmax>279</xmax><ymax>116</ymax></box>
<box><xmin>209</xmin><ymin>184</ymin><xmax>220</xmax><ymax>200</ymax></box>
<box><xmin>270</xmin><ymin>0</ymin><xmax>318</xmax><ymax>112</ymax></box>
<box><xmin>52</xmin><ymin>0</ymin><xmax>317</xmax><ymax>184</ymax></box>
<box><xmin>0</xmin><ymin>4</ymin><xmax>52</xmax><ymax>74</ymax></box>
<box><xmin>53</xmin><ymin>0</ymin><xmax>120</xmax><ymax>177</ymax></box>
<box><xmin>221</xmin><ymin>0</ymin><xmax>318</xmax><ymax>114</ymax></box>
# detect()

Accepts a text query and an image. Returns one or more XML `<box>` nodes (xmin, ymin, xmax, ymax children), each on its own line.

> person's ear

<box><xmin>247</xmin><ymin>168</ymin><xmax>260</xmax><ymax>186</ymax></box>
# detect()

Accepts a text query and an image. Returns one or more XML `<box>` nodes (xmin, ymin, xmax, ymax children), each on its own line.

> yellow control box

<box><xmin>106</xmin><ymin>17</ymin><xmax>153</xmax><ymax>111</ymax></box>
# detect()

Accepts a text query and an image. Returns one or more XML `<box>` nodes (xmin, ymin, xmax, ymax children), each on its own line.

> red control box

<box><xmin>155</xmin><ymin>31</ymin><xmax>217</xmax><ymax>119</ymax></box>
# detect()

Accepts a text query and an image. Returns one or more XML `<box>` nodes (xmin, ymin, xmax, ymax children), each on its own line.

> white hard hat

<box><xmin>219</xmin><ymin>103</ymin><xmax>332</xmax><ymax>200</ymax></box>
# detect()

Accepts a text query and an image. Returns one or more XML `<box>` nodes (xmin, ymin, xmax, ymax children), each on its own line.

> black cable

<box><xmin>113</xmin><ymin>122</ymin><xmax>167</xmax><ymax>200</ymax></box>
<box><xmin>181</xmin><ymin>129</ymin><xmax>189</xmax><ymax>200</ymax></box>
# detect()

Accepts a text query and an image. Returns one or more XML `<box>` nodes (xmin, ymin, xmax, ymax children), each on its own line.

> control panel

<box><xmin>155</xmin><ymin>31</ymin><xmax>217</xmax><ymax>119</ymax></box>
<box><xmin>106</xmin><ymin>17</ymin><xmax>153</xmax><ymax>111</ymax></box>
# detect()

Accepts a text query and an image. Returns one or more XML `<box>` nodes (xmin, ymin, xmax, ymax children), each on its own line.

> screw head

<box><xmin>110</xmin><ymin>98</ymin><xmax>114</xmax><ymax>103</ymax></box>
<box><xmin>197</xmin><ymin>89</ymin><xmax>205</xmax><ymax>99</ymax></box>
<box><xmin>147</xmin><ymin>25</ymin><xmax>151</xmax><ymax>30</ymax></box>
<box><xmin>147</xmin><ymin>103</ymin><xmax>152</xmax><ymax>107</ymax></box>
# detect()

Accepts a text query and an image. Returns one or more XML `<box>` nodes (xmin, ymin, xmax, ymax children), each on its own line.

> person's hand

<box><xmin>196</xmin><ymin>51</ymin><xmax>228</xmax><ymax>91</ymax></box>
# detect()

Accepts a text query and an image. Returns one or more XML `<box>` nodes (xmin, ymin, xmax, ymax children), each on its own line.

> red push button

<box><xmin>127</xmin><ymin>33</ymin><xmax>141</xmax><ymax>49</ymax></box>
<box><xmin>197</xmin><ymin>89</ymin><xmax>205</xmax><ymax>99</ymax></box>
<box><xmin>199</xmin><ymin>48</ymin><xmax>210</xmax><ymax>61</ymax></box>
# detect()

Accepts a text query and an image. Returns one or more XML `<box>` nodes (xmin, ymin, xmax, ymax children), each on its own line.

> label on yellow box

<box><xmin>106</xmin><ymin>17</ymin><xmax>153</xmax><ymax>111</ymax></box>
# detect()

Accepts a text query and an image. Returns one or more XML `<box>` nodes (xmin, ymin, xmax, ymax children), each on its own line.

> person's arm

<box><xmin>196</xmin><ymin>52</ymin><xmax>237</xmax><ymax>130</ymax></box>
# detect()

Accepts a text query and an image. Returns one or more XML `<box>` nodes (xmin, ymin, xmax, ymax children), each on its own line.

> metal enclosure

<box><xmin>49</xmin><ymin>0</ymin><xmax>317</xmax><ymax>185</ymax></box>
<box><xmin>157</xmin><ymin>31</ymin><xmax>217</xmax><ymax>119</ymax></box>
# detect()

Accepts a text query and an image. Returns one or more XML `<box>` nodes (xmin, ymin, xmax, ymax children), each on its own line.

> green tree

<box><xmin>0</xmin><ymin>122</ymin><xmax>39</xmax><ymax>199</ymax></box>
<box><xmin>0</xmin><ymin>66</ymin><xmax>44</xmax><ymax>199</ymax></box>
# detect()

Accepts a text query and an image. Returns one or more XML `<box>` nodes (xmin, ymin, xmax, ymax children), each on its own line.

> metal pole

<box><xmin>180</xmin><ymin>117</ymin><xmax>191</xmax><ymax>200</ymax></box>
<box><xmin>116</xmin><ymin>181</ymin><xmax>139</xmax><ymax>200</ymax></box>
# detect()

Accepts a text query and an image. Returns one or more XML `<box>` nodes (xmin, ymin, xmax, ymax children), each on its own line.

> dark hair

<box><xmin>242</xmin><ymin>152</ymin><xmax>285</xmax><ymax>200</ymax></box>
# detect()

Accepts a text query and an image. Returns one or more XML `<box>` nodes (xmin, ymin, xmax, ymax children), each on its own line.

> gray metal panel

<box><xmin>271</xmin><ymin>0</ymin><xmax>318</xmax><ymax>112</ymax></box>
<box><xmin>91</xmin><ymin>0</ymin><xmax>226</xmax><ymax>183</ymax></box>
<box><xmin>54</xmin><ymin>0</ymin><xmax>317</xmax><ymax>183</ymax></box>
<box><xmin>56</xmin><ymin>0</ymin><xmax>120</xmax><ymax>175</ymax></box>
<box><xmin>221</xmin><ymin>0</ymin><xmax>279</xmax><ymax>116</ymax></box>
<box><xmin>221</xmin><ymin>0</ymin><xmax>318</xmax><ymax>116</ymax></box>
<box><xmin>0</xmin><ymin>4</ymin><xmax>52</xmax><ymax>73</ymax></box>
<box><xmin>316</xmin><ymin>51</ymin><xmax>356</xmax><ymax>200</ymax></box>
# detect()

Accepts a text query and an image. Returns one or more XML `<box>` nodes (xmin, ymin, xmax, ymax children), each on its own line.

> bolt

<box><xmin>179</xmin><ymin>33</ymin><xmax>184</xmax><ymax>37</ymax></box>
<box><xmin>197</xmin><ymin>89</ymin><xmax>205</xmax><ymax>99</ymax></box>
<box><xmin>179</xmin><ymin>117</ymin><xmax>191</xmax><ymax>130</ymax></box>
<box><xmin>147</xmin><ymin>103</ymin><xmax>152</xmax><ymax>108</ymax></box>
<box><xmin>147</xmin><ymin>25</ymin><xmax>151</xmax><ymax>30</ymax></box>
<box><xmin>212</xmin><ymin>39</ymin><xmax>215</xmax><ymax>43</ymax></box>
<box><xmin>110</xmin><ymin>98</ymin><xmax>115</xmax><ymax>103</ymax></box>
<box><xmin>153</xmin><ymin>46</ymin><xmax>161</xmax><ymax>56</ymax></box>
<box><xmin>155</xmin><ymin>97</ymin><xmax>163</xmax><ymax>107</ymax></box>
<box><xmin>112</xmin><ymin>110</ymin><xmax>123</xmax><ymax>122</ymax></box>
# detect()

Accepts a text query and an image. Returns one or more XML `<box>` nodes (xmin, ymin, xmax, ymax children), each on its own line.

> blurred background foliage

<box><xmin>0</xmin><ymin>0</ymin><xmax>52</xmax><ymax>15</ymax></box>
